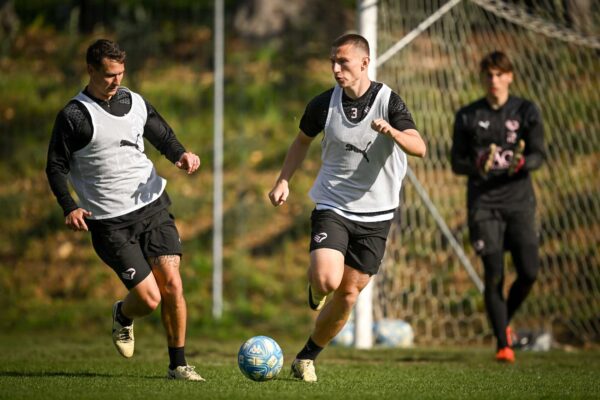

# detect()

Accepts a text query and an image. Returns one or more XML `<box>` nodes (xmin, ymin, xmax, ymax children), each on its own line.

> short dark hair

<box><xmin>480</xmin><ymin>51</ymin><xmax>513</xmax><ymax>73</ymax></box>
<box><xmin>332</xmin><ymin>33</ymin><xmax>370</xmax><ymax>56</ymax></box>
<box><xmin>86</xmin><ymin>39</ymin><xmax>126</xmax><ymax>69</ymax></box>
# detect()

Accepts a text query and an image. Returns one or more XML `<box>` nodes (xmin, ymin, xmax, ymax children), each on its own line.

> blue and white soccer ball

<box><xmin>238</xmin><ymin>335</ymin><xmax>284</xmax><ymax>381</ymax></box>
<box><xmin>331</xmin><ymin>321</ymin><xmax>355</xmax><ymax>347</ymax></box>
<box><xmin>374</xmin><ymin>319</ymin><xmax>414</xmax><ymax>348</ymax></box>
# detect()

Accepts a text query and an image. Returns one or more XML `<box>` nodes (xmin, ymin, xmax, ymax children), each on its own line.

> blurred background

<box><xmin>0</xmin><ymin>0</ymin><xmax>598</xmax><ymax>348</ymax></box>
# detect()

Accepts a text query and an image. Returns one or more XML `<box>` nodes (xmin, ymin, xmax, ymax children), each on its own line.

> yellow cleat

<box><xmin>308</xmin><ymin>284</ymin><xmax>327</xmax><ymax>311</ymax></box>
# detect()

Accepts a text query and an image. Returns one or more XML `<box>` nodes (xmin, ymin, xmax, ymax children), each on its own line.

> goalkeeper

<box><xmin>451</xmin><ymin>51</ymin><xmax>545</xmax><ymax>363</ymax></box>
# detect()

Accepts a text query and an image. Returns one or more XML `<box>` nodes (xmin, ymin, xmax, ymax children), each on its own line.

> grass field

<box><xmin>0</xmin><ymin>331</ymin><xmax>598</xmax><ymax>400</ymax></box>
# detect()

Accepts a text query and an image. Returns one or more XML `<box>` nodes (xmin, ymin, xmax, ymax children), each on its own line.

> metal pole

<box><xmin>405</xmin><ymin>168</ymin><xmax>484</xmax><ymax>293</ymax></box>
<box><xmin>374</xmin><ymin>0</ymin><xmax>484</xmax><ymax>293</ymax></box>
<box><xmin>377</xmin><ymin>0</ymin><xmax>463</xmax><ymax>68</ymax></box>
<box><xmin>354</xmin><ymin>0</ymin><xmax>378</xmax><ymax>349</ymax></box>
<box><xmin>212</xmin><ymin>0</ymin><xmax>224</xmax><ymax>319</ymax></box>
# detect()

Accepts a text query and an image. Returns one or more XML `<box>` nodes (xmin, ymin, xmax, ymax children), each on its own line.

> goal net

<box><xmin>373</xmin><ymin>0</ymin><xmax>600</xmax><ymax>346</ymax></box>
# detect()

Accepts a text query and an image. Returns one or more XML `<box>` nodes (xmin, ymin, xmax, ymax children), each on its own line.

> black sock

<box><xmin>116</xmin><ymin>302</ymin><xmax>133</xmax><ymax>327</ymax></box>
<box><xmin>168</xmin><ymin>346</ymin><xmax>187</xmax><ymax>370</ymax></box>
<box><xmin>296</xmin><ymin>337</ymin><xmax>323</xmax><ymax>361</ymax></box>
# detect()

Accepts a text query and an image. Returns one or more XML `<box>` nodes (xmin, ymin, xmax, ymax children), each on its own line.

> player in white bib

<box><xmin>46</xmin><ymin>39</ymin><xmax>204</xmax><ymax>381</ymax></box>
<box><xmin>269</xmin><ymin>33</ymin><xmax>426</xmax><ymax>382</ymax></box>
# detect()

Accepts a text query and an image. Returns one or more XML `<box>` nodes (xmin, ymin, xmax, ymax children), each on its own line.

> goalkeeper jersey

<box><xmin>451</xmin><ymin>95</ymin><xmax>545</xmax><ymax>210</ymax></box>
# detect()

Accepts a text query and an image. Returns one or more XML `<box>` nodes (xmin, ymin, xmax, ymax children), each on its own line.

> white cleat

<box><xmin>291</xmin><ymin>358</ymin><xmax>317</xmax><ymax>382</ymax></box>
<box><xmin>112</xmin><ymin>301</ymin><xmax>134</xmax><ymax>358</ymax></box>
<box><xmin>167</xmin><ymin>365</ymin><xmax>206</xmax><ymax>381</ymax></box>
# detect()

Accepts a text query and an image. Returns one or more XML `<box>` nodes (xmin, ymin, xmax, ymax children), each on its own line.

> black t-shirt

<box><xmin>451</xmin><ymin>95</ymin><xmax>545</xmax><ymax>210</ymax></box>
<box><xmin>45</xmin><ymin>87</ymin><xmax>186</xmax><ymax>230</ymax></box>
<box><xmin>299</xmin><ymin>81</ymin><xmax>417</xmax><ymax>136</ymax></box>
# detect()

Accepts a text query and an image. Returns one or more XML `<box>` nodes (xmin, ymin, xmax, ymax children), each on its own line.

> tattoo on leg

<box><xmin>149</xmin><ymin>255</ymin><xmax>180</xmax><ymax>268</ymax></box>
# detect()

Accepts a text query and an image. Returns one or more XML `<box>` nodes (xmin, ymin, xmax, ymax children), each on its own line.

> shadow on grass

<box><xmin>0</xmin><ymin>370</ymin><xmax>165</xmax><ymax>379</ymax></box>
<box><xmin>326</xmin><ymin>349</ymin><xmax>469</xmax><ymax>364</ymax></box>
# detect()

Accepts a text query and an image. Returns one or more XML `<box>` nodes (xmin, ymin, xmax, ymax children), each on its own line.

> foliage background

<box><xmin>1</xmin><ymin>0</ymin><xmax>598</xmax><ymax>348</ymax></box>
<box><xmin>0</xmin><ymin>0</ymin><xmax>357</xmax><ymax>340</ymax></box>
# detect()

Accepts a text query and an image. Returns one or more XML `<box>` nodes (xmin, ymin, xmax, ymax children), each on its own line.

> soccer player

<box><xmin>268</xmin><ymin>33</ymin><xmax>426</xmax><ymax>382</ymax></box>
<box><xmin>45</xmin><ymin>39</ymin><xmax>204</xmax><ymax>381</ymax></box>
<box><xmin>451</xmin><ymin>51</ymin><xmax>545</xmax><ymax>363</ymax></box>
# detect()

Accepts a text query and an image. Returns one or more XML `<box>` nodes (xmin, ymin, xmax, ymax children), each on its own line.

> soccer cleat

<box><xmin>167</xmin><ymin>365</ymin><xmax>206</xmax><ymax>381</ymax></box>
<box><xmin>291</xmin><ymin>358</ymin><xmax>317</xmax><ymax>382</ymax></box>
<box><xmin>112</xmin><ymin>301</ymin><xmax>134</xmax><ymax>358</ymax></box>
<box><xmin>496</xmin><ymin>347</ymin><xmax>515</xmax><ymax>363</ymax></box>
<box><xmin>308</xmin><ymin>284</ymin><xmax>326</xmax><ymax>311</ymax></box>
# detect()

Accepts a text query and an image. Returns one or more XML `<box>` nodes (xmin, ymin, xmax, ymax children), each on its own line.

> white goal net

<box><xmin>374</xmin><ymin>0</ymin><xmax>600</xmax><ymax>346</ymax></box>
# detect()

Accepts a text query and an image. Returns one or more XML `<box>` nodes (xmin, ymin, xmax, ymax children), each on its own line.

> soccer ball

<box><xmin>374</xmin><ymin>319</ymin><xmax>414</xmax><ymax>348</ymax></box>
<box><xmin>238</xmin><ymin>335</ymin><xmax>284</xmax><ymax>381</ymax></box>
<box><xmin>331</xmin><ymin>321</ymin><xmax>354</xmax><ymax>347</ymax></box>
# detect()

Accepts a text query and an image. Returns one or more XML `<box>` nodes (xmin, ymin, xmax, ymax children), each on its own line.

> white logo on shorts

<box><xmin>121</xmin><ymin>268</ymin><xmax>136</xmax><ymax>281</ymax></box>
<box><xmin>473</xmin><ymin>240</ymin><xmax>485</xmax><ymax>252</ymax></box>
<box><xmin>313</xmin><ymin>232</ymin><xmax>328</xmax><ymax>243</ymax></box>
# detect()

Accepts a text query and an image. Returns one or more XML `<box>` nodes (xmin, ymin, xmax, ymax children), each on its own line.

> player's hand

<box><xmin>476</xmin><ymin>143</ymin><xmax>497</xmax><ymax>177</ymax></box>
<box><xmin>508</xmin><ymin>140</ymin><xmax>526</xmax><ymax>176</ymax></box>
<box><xmin>65</xmin><ymin>208</ymin><xmax>92</xmax><ymax>232</ymax></box>
<box><xmin>371</xmin><ymin>118</ymin><xmax>394</xmax><ymax>137</ymax></box>
<box><xmin>176</xmin><ymin>152</ymin><xmax>201</xmax><ymax>174</ymax></box>
<box><xmin>268</xmin><ymin>180</ymin><xmax>289</xmax><ymax>207</ymax></box>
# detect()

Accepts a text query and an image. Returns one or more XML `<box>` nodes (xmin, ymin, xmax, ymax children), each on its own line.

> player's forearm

<box><xmin>450</xmin><ymin>145</ymin><xmax>476</xmax><ymax>175</ymax></box>
<box><xmin>45</xmin><ymin>169</ymin><xmax>79</xmax><ymax>216</ymax></box>
<box><xmin>451</xmin><ymin>158</ymin><xmax>476</xmax><ymax>176</ymax></box>
<box><xmin>523</xmin><ymin>152</ymin><xmax>543</xmax><ymax>171</ymax></box>
<box><xmin>389</xmin><ymin>128</ymin><xmax>426</xmax><ymax>157</ymax></box>
<box><xmin>450</xmin><ymin>128</ymin><xmax>477</xmax><ymax>175</ymax></box>
<box><xmin>144</xmin><ymin>103</ymin><xmax>186</xmax><ymax>163</ymax></box>
<box><xmin>144</xmin><ymin>124</ymin><xmax>186</xmax><ymax>164</ymax></box>
<box><xmin>276</xmin><ymin>136</ymin><xmax>311</xmax><ymax>183</ymax></box>
<box><xmin>523</xmin><ymin>127</ymin><xmax>545</xmax><ymax>172</ymax></box>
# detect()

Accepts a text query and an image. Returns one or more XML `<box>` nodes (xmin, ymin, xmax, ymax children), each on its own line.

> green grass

<box><xmin>0</xmin><ymin>333</ymin><xmax>598</xmax><ymax>399</ymax></box>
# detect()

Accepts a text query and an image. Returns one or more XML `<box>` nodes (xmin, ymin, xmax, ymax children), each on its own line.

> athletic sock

<box><xmin>168</xmin><ymin>346</ymin><xmax>187</xmax><ymax>370</ymax></box>
<box><xmin>116</xmin><ymin>302</ymin><xmax>133</xmax><ymax>327</ymax></box>
<box><xmin>296</xmin><ymin>337</ymin><xmax>323</xmax><ymax>361</ymax></box>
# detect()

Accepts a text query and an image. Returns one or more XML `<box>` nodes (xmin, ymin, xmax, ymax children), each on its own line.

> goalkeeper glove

<box><xmin>508</xmin><ymin>140</ymin><xmax>526</xmax><ymax>176</ymax></box>
<box><xmin>476</xmin><ymin>143</ymin><xmax>497</xmax><ymax>177</ymax></box>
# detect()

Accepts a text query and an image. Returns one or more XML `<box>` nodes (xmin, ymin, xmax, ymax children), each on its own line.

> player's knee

<box><xmin>519</xmin><ymin>267</ymin><xmax>539</xmax><ymax>286</ymax></box>
<box><xmin>142</xmin><ymin>288</ymin><xmax>162</xmax><ymax>311</ymax></box>
<box><xmin>161</xmin><ymin>276</ymin><xmax>184</xmax><ymax>299</ymax></box>
<box><xmin>311</xmin><ymin>275</ymin><xmax>337</xmax><ymax>295</ymax></box>
<box><xmin>337</xmin><ymin>286</ymin><xmax>361</xmax><ymax>307</ymax></box>
<box><xmin>484</xmin><ymin>272</ymin><xmax>504</xmax><ymax>289</ymax></box>
<box><xmin>514</xmin><ymin>246</ymin><xmax>540</xmax><ymax>285</ymax></box>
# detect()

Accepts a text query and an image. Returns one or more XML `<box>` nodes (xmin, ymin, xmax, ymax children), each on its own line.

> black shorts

<box><xmin>309</xmin><ymin>209</ymin><xmax>392</xmax><ymax>276</ymax></box>
<box><xmin>91</xmin><ymin>208</ymin><xmax>182</xmax><ymax>289</ymax></box>
<box><xmin>468</xmin><ymin>208</ymin><xmax>538</xmax><ymax>256</ymax></box>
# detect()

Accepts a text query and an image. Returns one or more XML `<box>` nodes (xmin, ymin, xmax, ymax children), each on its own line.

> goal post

<box><xmin>356</xmin><ymin>0</ymin><xmax>600</xmax><ymax>347</ymax></box>
<box><xmin>354</xmin><ymin>0</ymin><xmax>378</xmax><ymax>349</ymax></box>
